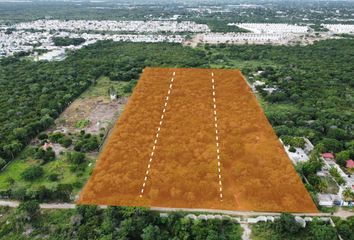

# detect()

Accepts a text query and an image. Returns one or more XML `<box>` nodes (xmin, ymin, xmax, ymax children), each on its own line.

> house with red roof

<box><xmin>346</xmin><ymin>159</ymin><xmax>354</xmax><ymax>169</ymax></box>
<box><xmin>322</xmin><ymin>152</ymin><xmax>334</xmax><ymax>160</ymax></box>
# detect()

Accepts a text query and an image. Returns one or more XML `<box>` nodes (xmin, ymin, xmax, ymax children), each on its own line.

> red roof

<box><xmin>322</xmin><ymin>153</ymin><xmax>334</xmax><ymax>159</ymax></box>
<box><xmin>346</xmin><ymin>159</ymin><xmax>354</xmax><ymax>169</ymax></box>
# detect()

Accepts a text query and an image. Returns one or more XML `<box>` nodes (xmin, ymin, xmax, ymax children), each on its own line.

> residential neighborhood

<box><xmin>281</xmin><ymin>138</ymin><xmax>354</xmax><ymax>208</ymax></box>
<box><xmin>2</xmin><ymin>20</ymin><xmax>354</xmax><ymax>60</ymax></box>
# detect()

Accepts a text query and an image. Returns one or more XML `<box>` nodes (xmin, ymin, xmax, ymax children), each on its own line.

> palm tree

<box><xmin>342</xmin><ymin>187</ymin><xmax>354</xmax><ymax>202</ymax></box>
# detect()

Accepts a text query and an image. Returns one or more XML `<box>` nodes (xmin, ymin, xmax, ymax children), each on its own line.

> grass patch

<box><xmin>75</xmin><ymin>119</ymin><xmax>91</xmax><ymax>129</ymax></box>
<box><xmin>0</xmin><ymin>76</ymin><xmax>128</xmax><ymax>200</ymax></box>
<box><xmin>0</xmin><ymin>148</ymin><xmax>95</xmax><ymax>195</ymax></box>
<box><xmin>321</xmin><ymin>176</ymin><xmax>339</xmax><ymax>194</ymax></box>
<box><xmin>80</xmin><ymin>76</ymin><xmax>130</xmax><ymax>100</ymax></box>
<box><xmin>0</xmin><ymin>154</ymin><xmax>33</xmax><ymax>191</ymax></box>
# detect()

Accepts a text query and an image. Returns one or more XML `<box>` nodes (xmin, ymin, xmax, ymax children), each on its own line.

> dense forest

<box><xmin>0</xmin><ymin>42</ymin><xmax>208</xmax><ymax>163</ymax></box>
<box><xmin>205</xmin><ymin>40</ymin><xmax>353</xmax><ymax>156</ymax></box>
<box><xmin>0</xmin><ymin>40</ymin><xmax>353</xmax><ymax>153</ymax></box>
<box><xmin>53</xmin><ymin>37</ymin><xmax>86</xmax><ymax>47</ymax></box>
<box><xmin>0</xmin><ymin>29</ymin><xmax>353</xmax><ymax>240</ymax></box>
<box><xmin>0</xmin><ymin>39</ymin><xmax>353</xmax><ymax>203</ymax></box>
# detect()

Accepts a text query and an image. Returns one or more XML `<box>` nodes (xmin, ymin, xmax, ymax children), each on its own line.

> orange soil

<box><xmin>78</xmin><ymin>67</ymin><xmax>318</xmax><ymax>213</ymax></box>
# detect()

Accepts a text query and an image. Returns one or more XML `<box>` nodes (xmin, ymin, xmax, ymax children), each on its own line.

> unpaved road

<box><xmin>0</xmin><ymin>200</ymin><xmax>75</xmax><ymax>209</ymax></box>
<box><xmin>1</xmin><ymin>200</ymin><xmax>353</xmax><ymax>220</ymax></box>
<box><xmin>240</xmin><ymin>223</ymin><xmax>251</xmax><ymax>240</ymax></box>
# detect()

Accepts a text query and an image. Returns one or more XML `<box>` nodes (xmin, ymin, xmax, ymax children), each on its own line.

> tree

<box><xmin>309</xmin><ymin>220</ymin><xmax>338</xmax><ymax>240</ymax></box>
<box><xmin>53</xmin><ymin>37</ymin><xmax>85</xmax><ymax>46</ymax></box>
<box><xmin>18</xmin><ymin>200</ymin><xmax>40</xmax><ymax>220</ymax></box>
<box><xmin>335</xmin><ymin>150</ymin><xmax>350</xmax><ymax>167</ymax></box>
<box><xmin>327</xmin><ymin>128</ymin><xmax>350</xmax><ymax>141</ymax></box>
<box><xmin>11</xmin><ymin>186</ymin><xmax>26</xmax><ymax>200</ymax></box>
<box><xmin>13</xmin><ymin>127</ymin><xmax>28</xmax><ymax>142</ymax></box>
<box><xmin>38</xmin><ymin>132</ymin><xmax>48</xmax><ymax>140</ymax></box>
<box><xmin>21</xmin><ymin>166</ymin><xmax>44</xmax><ymax>181</ymax></box>
<box><xmin>289</xmin><ymin>146</ymin><xmax>296</xmax><ymax>153</ymax></box>
<box><xmin>58</xmin><ymin>136</ymin><xmax>72</xmax><ymax>148</ymax></box>
<box><xmin>117</xmin><ymin>218</ymin><xmax>135</xmax><ymax>239</ymax></box>
<box><xmin>3</xmin><ymin>140</ymin><xmax>22</xmax><ymax>159</ymax></box>
<box><xmin>335</xmin><ymin>218</ymin><xmax>354</xmax><ymax>240</ymax></box>
<box><xmin>141</xmin><ymin>225</ymin><xmax>161</xmax><ymax>240</ymax></box>
<box><xmin>274</xmin><ymin>213</ymin><xmax>302</xmax><ymax>235</ymax></box>
<box><xmin>318</xmin><ymin>138</ymin><xmax>343</xmax><ymax>153</ymax></box>
<box><xmin>49</xmin><ymin>132</ymin><xmax>65</xmax><ymax>143</ymax></box>
<box><xmin>67</xmin><ymin>151</ymin><xmax>86</xmax><ymax>165</ymax></box>
<box><xmin>342</xmin><ymin>187</ymin><xmax>354</xmax><ymax>202</ymax></box>
<box><xmin>329</xmin><ymin>167</ymin><xmax>346</xmax><ymax>185</ymax></box>
<box><xmin>36</xmin><ymin>147</ymin><xmax>55</xmax><ymax>163</ymax></box>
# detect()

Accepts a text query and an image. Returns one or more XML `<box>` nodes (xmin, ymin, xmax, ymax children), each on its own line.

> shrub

<box><xmin>75</xmin><ymin>119</ymin><xmax>90</xmax><ymax>129</ymax></box>
<box><xmin>58</xmin><ymin>136</ymin><xmax>72</xmax><ymax>148</ymax></box>
<box><xmin>289</xmin><ymin>146</ymin><xmax>296</xmax><ymax>152</ymax></box>
<box><xmin>335</xmin><ymin>150</ymin><xmax>350</xmax><ymax>167</ymax></box>
<box><xmin>18</xmin><ymin>200</ymin><xmax>40</xmax><ymax>219</ymax></box>
<box><xmin>21</xmin><ymin>166</ymin><xmax>44</xmax><ymax>181</ymax></box>
<box><xmin>36</xmin><ymin>147</ymin><xmax>55</xmax><ymax>163</ymax></box>
<box><xmin>274</xmin><ymin>213</ymin><xmax>302</xmax><ymax>235</ymax></box>
<box><xmin>67</xmin><ymin>151</ymin><xmax>86</xmax><ymax>165</ymax></box>
<box><xmin>329</xmin><ymin>167</ymin><xmax>346</xmax><ymax>185</ymax></box>
<box><xmin>49</xmin><ymin>132</ymin><xmax>65</xmax><ymax>143</ymax></box>
<box><xmin>38</xmin><ymin>132</ymin><xmax>48</xmax><ymax>140</ymax></box>
<box><xmin>74</xmin><ymin>135</ymin><xmax>99</xmax><ymax>152</ymax></box>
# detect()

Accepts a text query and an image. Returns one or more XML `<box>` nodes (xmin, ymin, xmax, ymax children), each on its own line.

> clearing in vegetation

<box><xmin>78</xmin><ymin>67</ymin><xmax>318</xmax><ymax>213</ymax></box>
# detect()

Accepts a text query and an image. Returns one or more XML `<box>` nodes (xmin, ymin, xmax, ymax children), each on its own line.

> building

<box><xmin>346</xmin><ymin>159</ymin><xmax>354</xmax><ymax>169</ymax></box>
<box><xmin>281</xmin><ymin>137</ymin><xmax>314</xmax><ymax>164</ymax></box>
<box><xmin>322</xmin><ymin>152</ymin><xmax>335</xmax><ymax>160</ymax></box>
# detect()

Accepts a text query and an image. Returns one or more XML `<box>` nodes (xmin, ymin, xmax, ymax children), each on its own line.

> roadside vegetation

<box><xmin>251</xmin><ymin>213</ymin><xmax>338</xmax><ymax>240</ymax></box>
<box><xmin>0</xmin><ymin>205</ymin><xmax>243</xmax><ymax>239</ymax></box>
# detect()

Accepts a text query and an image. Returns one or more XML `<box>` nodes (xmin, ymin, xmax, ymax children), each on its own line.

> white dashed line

<box><xmin>139</xmin><ymin>71</ymin><xmax>175</xmax><ymax>198</ymax></box>
<box><xmin>211</xmin><ymin>72</ymin><xmax>223</xmax><ymax>201</ymax></box>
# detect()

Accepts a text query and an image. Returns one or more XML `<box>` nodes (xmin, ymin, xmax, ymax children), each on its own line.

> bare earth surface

<box><xmin>78</xmin><ymin>67</ymin><xmax>317</xmax><ymax>213</ymax></box>
<box><xmin>54</xmin><ymin>96</ymin><xmax>127</xmax><ymax>134</ymax></box>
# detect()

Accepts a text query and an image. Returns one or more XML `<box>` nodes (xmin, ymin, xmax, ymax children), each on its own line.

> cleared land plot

<box><xmin>54</xmin><ymin>76</ymin><xmax>128</xmax><ymax>134</ymax></box>
<box><xmin>78</xmin><ymin>67</ymin><xmax>318</xmax><ymax>213</ymax></box>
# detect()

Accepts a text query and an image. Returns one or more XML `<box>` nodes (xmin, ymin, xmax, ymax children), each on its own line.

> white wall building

<box><xmin>323</xmin><ymin>24</ymin><xmax>354</xmax><ymax>34</ymax></box>
<box><xmin>228</xmin><ymin>23</ymin><xmax>309</xmax><ymax>34</ymax></box>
